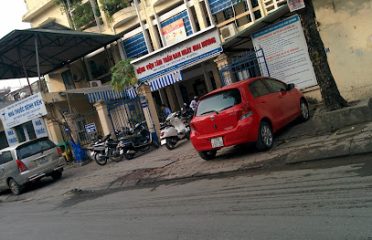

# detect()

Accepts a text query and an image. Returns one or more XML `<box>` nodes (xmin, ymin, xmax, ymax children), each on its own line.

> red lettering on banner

<box><xmin>136</xmin><ymin>66</ymin><xmax>146</xmax><ymax>74</ymax></box>
<box><xmin>173</xmin><ymin>52</ymin><xmax>181</xmax><ymax>59</ymax></box>
<box><xmin>163</xmin><ymin>55</ymin><xmax>173</xmax><ymax>63</ymax></box>
<box><xmin>201</xmin><ymin>37</ymin><xmax>216</xmax><ymax>48</ymax></box>
<box><xmin>155</xmin><ymin>59</ymin><xmax>163</xmax><ymax>66</ymax></box>
<box><xmin>146</xmin><ymin>62</ymin><xmax>155</xmax><ymax>70</ymax></box>
<box><xmin>181</xmin><ymin>47</ymin><xmax>192</xmax><ymax>56</ymax></box>
<box><xmin>192</xmin><ymin>43</ymin><xmax>201</xmax><ymax>51</ymax></box>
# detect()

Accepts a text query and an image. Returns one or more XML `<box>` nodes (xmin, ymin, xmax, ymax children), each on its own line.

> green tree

<box><xmin>299</xmin><ymin>0</ymin><xmax>347</xmax><ymax>110</ymax></box>
<box><xmin>110</xmin><ymin>59</ymin><xmax>137</xmax><ymax>91</ymax></box>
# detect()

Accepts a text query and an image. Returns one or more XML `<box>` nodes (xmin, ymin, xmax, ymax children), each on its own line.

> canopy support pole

<box><xmin>17</xmin><ymin>47</ymin><xmax>33</xmax><ymax>95</ymax></box>
<box><xmin>35</xmin><ymin>35</ymin><xmax>42</xmax><ymax>93</ymax></box>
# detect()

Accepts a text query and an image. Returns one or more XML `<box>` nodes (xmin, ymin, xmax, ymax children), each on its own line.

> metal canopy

<box><xmin>0</xmin><ymin>27</ymin><xmax>120</xmax><ymax>80</ymax></box>
<box><xmin>222</xmin><ymin>5</ymin><xmax>290</xmax><ymax>53</ymax></box>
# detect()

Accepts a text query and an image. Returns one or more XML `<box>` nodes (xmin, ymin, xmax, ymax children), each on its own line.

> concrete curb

<box><xmin>284</xmin><ymin>137</ymin><xmax>372</xmax><ymax>164</ymax></box>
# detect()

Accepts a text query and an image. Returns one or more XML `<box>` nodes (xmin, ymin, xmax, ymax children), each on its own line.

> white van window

<box><xmin>0</xmin><ymin>151</ymin><xmax>13</xmax><ymax>165</ymax></box>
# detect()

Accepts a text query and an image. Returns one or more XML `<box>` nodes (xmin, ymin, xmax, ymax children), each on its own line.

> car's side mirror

<box><xmin>286</xmin><ymin>83</ymin><xmax>295</xmax><ymax>91</ymax></box>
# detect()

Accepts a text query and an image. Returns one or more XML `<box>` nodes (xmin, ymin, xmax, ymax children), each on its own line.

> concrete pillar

<box><xmin>184</xmin><ymin>0</ymin><xmax>196</xmax><ymax>33</ymax></box>
<box><xmin>159</xmin><ymin>88</ymin><xmax>169</xmax><ymax>106</ymax></box>
<box><xmin>193</xmin><ymin>0</ymin><xmax>208</xmax><ymax>29</ymax></box>
<box><xmin>143</xmin><ymin>5</ymin><xmax>161</xmax><ymax>50</ymax></box>
<box><xmin>202</xmin><ymin>63</ymin><xmax>213</xmax><ymax>92</ymax></box>
<box><xmin>134</xmin><ymin>0</ymin><xmax>153</xmax><ymax>52</ymax></box>
<box><xmin>153</xmin><ymin>7</ymin><xmax>166</xmax><ymax>46</ymax></box>
<box><xmin>214</xmin><ymin>53</ymin><xmax>235</xmax><ymax>86</ymax></box>
<box><xmin>94</xmin><ymin>101</ymin><xmax>115</xmax><ymax>136</ymax></box>
<box><xmin>96</xmin><ymin>0</ymin><xmax>110</xmax><ymax>31</ymax></box>
<box><xmin>137</xmin><ymin>84</ymin><xmax>161</xmax><ymax>137</ymax></box>
<box><xmin>211</xmin><ymin>62</ymin><xmax>223</xmax><ymax>88</ymax></box>
<box><xmin>203</xmin><ymin>0</ymin><xmax>215</xmax><ymax>25</ymax></box>
<box><xmin>258</xmin><ymin>0</ymin><xmax>267</xmax><ymax>16</ymax></box>
<box><xmin>174</xmin><ymin>84</ymin><xmax>185</xmax><ymax>108</ymax></box>
<box><xmin>165</xmin><ymin>86</ymin><xmax>179</xmax><ymax>111</ymax></box>
<box><xmin>46</xmin><ymin>119</ymin><xmax>64</xmax><ymax>144</ymax></box>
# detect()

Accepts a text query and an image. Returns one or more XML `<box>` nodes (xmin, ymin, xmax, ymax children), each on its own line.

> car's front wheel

<box><xmin>256</xmin><ymin>121</ymin><xmax>274</xmax><ymax>151</ymax></box>
<box><xmin>8</xmin><ymin>178</ymin><xmax>23</xmax><ymax>195</ymax></box>
<box><xmin>199</xmin><ymin>150</ymin><xmax>217</xmax><ymax>161</ymax></box>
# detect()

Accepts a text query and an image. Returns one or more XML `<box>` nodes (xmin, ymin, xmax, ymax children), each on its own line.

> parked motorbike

<box><xmin>119</xmin><ymin>122</ymin><xmax>159</xmax><ymax>160</ymax></box>
<box><xmin>160</xmin><ymin>111</ymin><xmax>191</xmax><ymax>150</ymax></box>
<box><xmin>181</xmin><ymin>103</ymin><xmax>194</xmax><ymax>123</ymax></box>
<box><xmin>91</xmin><ymin>133</ymin><xmax>125</xmax><ymax>166</ymax></box>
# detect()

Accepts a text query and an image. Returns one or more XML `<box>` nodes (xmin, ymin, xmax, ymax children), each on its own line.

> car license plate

<box><xmin>161</xmin><ymin>139</ymin><xmax>167</xmax><ymax>145</ymax></box>
<box><xmin>38</xmin><ymin>157</ymin><xmax>48</xmax><ymax>165</ymax></box>
<box><xmin>211</xmin><ymin>137</ymin><xmax>224</xmax><ymax>148</ymax></box>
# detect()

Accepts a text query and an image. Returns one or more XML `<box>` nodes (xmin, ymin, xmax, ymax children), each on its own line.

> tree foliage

<box><xmin>110</xmin><ymin>59</ymin><xmax>137</xmax><ymax>91</ymax></box>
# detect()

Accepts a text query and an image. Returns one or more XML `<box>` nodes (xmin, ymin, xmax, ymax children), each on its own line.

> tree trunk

<box><xmin>298</xmin><ymin>0</ymin><xmax>347</xmax><ymax>110</ymax></box>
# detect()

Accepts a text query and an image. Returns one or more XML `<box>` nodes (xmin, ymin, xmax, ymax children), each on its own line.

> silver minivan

<box><xmin>0</xmin><ymin>137</ymin><xmax>65</xmax><ymax>195</ymax></box>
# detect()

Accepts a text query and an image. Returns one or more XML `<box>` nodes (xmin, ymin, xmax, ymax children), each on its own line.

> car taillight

<box><xmin>56</xmin><ymin>147</ymin><xmax>63</xmax><ymax>156</ymax></box>
<box><xmin>16</xmin><ymin>159</ymin><xmax>28</xmax><ymax>173</ymax></box>
<box><xmin>160</xmin><ymin>131</ymin><xmax>164</xmax><ymax>137</ymax></box>
<box><xmin>238</xmin><ymin>105</ymin><xmax>253</xmax><ymax>120</ymax></box>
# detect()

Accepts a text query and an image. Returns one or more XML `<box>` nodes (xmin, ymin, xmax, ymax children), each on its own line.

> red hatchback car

<box><xmin>190</xmin><ymin>77</ymin><xmax>310</xmax><ymax>160</ymax></box>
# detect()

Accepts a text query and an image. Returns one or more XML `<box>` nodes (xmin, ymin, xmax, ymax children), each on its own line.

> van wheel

<box><xmin>199</xmin><ymin>150</ymin><xmax>217</xmax><ymax>161</ymax></box>
<box><xmin>8</xmin><ymin>179</ymin><xmax>23</xmax><ymax>195</ymax></box>
<box><xmin>51</xmin><ymin>170</ymin><xmax>63</xmax><ymax>181</ymax></box>
<box><xmin>256</xmin><ymin>121</ymin><xmax>274</xmax><ymax>151</ymax></box>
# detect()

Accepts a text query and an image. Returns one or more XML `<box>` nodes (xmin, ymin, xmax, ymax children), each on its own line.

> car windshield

<box><xmin>16</xmin><ymin>138</ymin><xmax>56</xmax><ymax>159</ymax></box>
<box><xmin>196</xmin><ymin>89</ymin><xmax>241</xmax><ymax>116</ymax></box>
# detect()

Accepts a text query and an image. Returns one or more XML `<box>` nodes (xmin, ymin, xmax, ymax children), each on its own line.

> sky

<box><xmin>0</xmin><ymin>0</ymin><xmax>36</xmax><ymax>92</ymax></box>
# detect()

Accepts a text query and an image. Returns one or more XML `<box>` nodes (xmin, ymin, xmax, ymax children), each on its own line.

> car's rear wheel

<box><xmin>256</xmin><ymin>121</ymin><xmax>274</xmax><ymax>151</ymax></box>
<box><xmin>300</xmin><ymin>99</ymin><xmax>310</xmax><ymax>121</ymax></box>
<box><xmin>51</xmin><ymin>170</ymin><xmax>63</xmax><ymax>181</ymax></box>
<box><xmin>8</xmin><ymin>178</ymin><xmax>23</xmax><ymax>195</ymax></box>
<box><xmin>199</xmin><ymin>150</ymin><xmax>217</xmax><ymax>161</ymax></box>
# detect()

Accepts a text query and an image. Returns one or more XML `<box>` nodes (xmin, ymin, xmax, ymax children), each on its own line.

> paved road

<box><xmin>1</xmin><ymin>155</ymin><xmax>372</xmax><ymax>240</ymax></box>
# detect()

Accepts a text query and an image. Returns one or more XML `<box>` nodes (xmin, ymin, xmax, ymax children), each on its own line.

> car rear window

<box><xmin>196</xmin><ymin>89</ymin><xmax>241</xmax><ymax>116</ymax></box>
<box><xmin>16</xmin><ymin>138</ymin><xmax>56</xmax><ymax>159</ymax></box>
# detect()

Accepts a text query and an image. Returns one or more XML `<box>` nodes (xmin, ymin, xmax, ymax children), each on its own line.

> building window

<box><xmin>223</xmin><ymin>7</ymin><xmax>234</xmax><ymax>20</ymax></box>
<box><xmin>61</xmin><ymin>70</ymin><xmax>75</xmax><ymax>90</ymax></box>
<box><xmin>160</xmin><ymin>11</ymin><xmax>193</xmax><ymax>36</ymax></box>
<box><xmin>122</xmin><ymin>33</ymin><xmax>149</xmax><ymax>59</ymax></box>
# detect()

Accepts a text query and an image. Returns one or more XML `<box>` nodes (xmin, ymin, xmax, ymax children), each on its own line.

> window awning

<box><xmin>149</xmin><ymin>71</ymin><xmax>183</xmax><ymax>92</ymax></box>
<box><xmin>65</xmin><ymin>85</ymin><xmax>137</xmax><ymax>103</ymax></box>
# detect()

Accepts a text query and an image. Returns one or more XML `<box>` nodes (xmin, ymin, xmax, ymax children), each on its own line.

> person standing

<box><xmin>161</xmin><ymin>104</ymin><xmax>172</xmax><ymax>119</ymax></box>
<box><xmin>189</xmin><ymin>96</ymin><xmax>199</xmax><ymax>112</ymax></box>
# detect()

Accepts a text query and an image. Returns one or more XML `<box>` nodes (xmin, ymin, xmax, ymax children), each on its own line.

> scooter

<box><xmin>119</xmin><ymin>122</ymin><xmax>159</xmax><ymax>160</ymax></box>
<box><xmin>91</xmin><ymin>133</ymin><xmax>125</xmax><ymax>166</ymax></box>
<box><xmin>160</xmin><ymin>112</ymin><xmax>190</xmax><ymax>150</ymax></box>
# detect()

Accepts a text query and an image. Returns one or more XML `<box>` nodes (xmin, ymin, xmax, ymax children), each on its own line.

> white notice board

<box><xmin>252</xmin><ymin>15</ymin><xmax>317</xmax><ymax>89</ymax></box>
